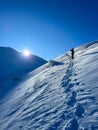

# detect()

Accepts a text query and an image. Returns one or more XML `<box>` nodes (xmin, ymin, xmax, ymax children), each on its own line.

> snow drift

<box><xmin>0</xmin><ymin>41</ymin><xmax>98</xmax><ymax>130</ymax></box>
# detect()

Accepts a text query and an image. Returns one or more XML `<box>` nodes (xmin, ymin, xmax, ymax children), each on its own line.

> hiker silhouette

<box><xmin>70</xmin><ymin>48</ymin><xmax>74</xmax><ymax>59</ymax></box>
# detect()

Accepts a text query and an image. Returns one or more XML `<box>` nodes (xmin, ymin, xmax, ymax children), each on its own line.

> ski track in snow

<box><xmin>0</xmin><ymin>42</ymin><xmax>98</xmax><ymax>130</ymax></box>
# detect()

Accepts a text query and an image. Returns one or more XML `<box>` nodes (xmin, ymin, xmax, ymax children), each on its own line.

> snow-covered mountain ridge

<box><xmin>0</xmin><ymin>41</ymin><xmax>98</xmax><ymax>130</ymax></box>
<box><xmin>0</xmin><ymin>47</ymin><xmax>47</xmax><ymax>99</ymax></box>
<box><xmin>0</xmin><ymin>47</ymin><xmax>47</xmax><ymax>78</ymax></box>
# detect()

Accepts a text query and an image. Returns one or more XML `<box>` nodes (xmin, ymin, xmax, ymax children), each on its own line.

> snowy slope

<box><xmin>0</xmin><ymin>47</ymin><xmax>47</xmax><ymax>99</ymax></box>
<box><xmin>0</xmin><ymin>41</ymin><xmax>98</xmax><ymax>130</ymax></box>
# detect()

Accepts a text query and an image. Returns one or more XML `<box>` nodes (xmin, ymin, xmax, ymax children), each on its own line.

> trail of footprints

<box><xmin>61</xmin><ymin>61</ymin><xmax>98</xmax><ymax>129</ymax></box>
<box><xmin>61</xmin><ymin>61</ymin><xmax>85</xmax><ymax>130</ymax></box>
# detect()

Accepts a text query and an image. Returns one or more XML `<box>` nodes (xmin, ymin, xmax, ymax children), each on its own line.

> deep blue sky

<box><xmin>0</xmin><ymin>0</ymin><xmax>98</xmax><ymax>60</ymax></box>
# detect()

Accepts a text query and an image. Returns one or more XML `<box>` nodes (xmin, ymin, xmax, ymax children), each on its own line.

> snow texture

<box><xmin>0</xmin><ymin>41</ymin><xmax>98</xmax><ymax>130</ymax></box>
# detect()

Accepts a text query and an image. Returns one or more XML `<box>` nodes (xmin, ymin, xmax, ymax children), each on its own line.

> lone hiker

<box><xmin>70</xmin><ymin>48</ymin><xmax>74</xmax><ymax>59</ymax></box>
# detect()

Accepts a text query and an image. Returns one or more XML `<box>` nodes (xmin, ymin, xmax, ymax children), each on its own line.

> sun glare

<box><xmin>23</xmin><ymin>50</ymin><xmax>30</xmax><ymax>57</ymax></box>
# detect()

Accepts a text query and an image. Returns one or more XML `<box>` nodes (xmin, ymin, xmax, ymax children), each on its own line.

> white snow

<box><xmin>0</xmin><ymin>41</ymin><xmax>98</xmax><ymax>130</ymax></box>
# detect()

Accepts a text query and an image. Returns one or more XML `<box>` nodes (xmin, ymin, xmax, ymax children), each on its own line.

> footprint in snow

<box><xmin>67</xmin><ymin>91</ymin><xmax>77</xmax><ymax>107</ymax></box>
<box><xmin>65</xmin><ymin>83</ymin><xmax>74</xmax><ymax>93</ymax></box>
<box><xmin>75</xmin><ymin>103</ymin><xmax>85</xmax><ymax>118</ymax></box>
<box><xmin>64</xmin><ymin>117</ymin><xmax>79</xmax><ymax>130</ymax></box>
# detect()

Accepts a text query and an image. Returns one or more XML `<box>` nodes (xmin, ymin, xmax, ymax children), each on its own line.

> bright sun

<box><xmin>23</xmin><ymin>50</ymin><xmax>31</xmax><ymax>57</ymax></box>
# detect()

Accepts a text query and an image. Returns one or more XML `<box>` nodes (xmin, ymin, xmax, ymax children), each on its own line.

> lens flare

<box><xmin>23</xmin><ymin>50</ymin><xmax>30</xmax><ymax>57</ymax></box>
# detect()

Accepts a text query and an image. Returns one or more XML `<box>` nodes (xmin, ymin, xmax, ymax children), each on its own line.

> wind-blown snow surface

<box><xmin>0</xmin><ymin>42</ymin><xmax>98</xmax><ymax>130</ymax></box>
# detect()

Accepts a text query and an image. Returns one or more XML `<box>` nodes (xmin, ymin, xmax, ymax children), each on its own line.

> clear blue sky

<box><xmin>0</xmin><ymin>0</ymin><xmax>98</xmax><ymax>60</ymax></box>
